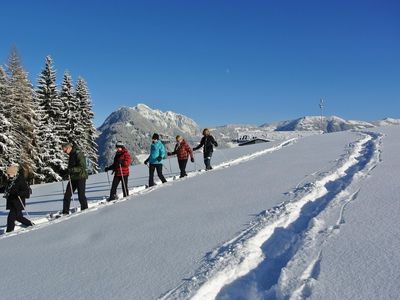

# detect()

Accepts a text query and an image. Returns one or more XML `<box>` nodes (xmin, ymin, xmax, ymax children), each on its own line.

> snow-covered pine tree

<box><xmin>6</xmin><ymin>47</ymin><xmax>39</xmax><ymax>180</ymax></box>
<box><xmin>35</xmin><ymin>56</ymin><xmax>65</xmax><ymax>182</ymax></box>
<box><xmin>0</xmin><ymin>66</ymin><xmax>16</xmax><ymax>174</ymax></box>
<box><xmin>59</xmin><ymin>71</ymin><xmax>79</xmax><ymax>145</ymax></box>
<box><xmin>75</xmin><ymin>77</ymin><xmax>99</xmax><ymax>173</ymax></box>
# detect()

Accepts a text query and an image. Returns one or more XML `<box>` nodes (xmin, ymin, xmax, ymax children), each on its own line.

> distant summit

<box><xmin>97</xmin><ymin>104</ymin><xmax>200</xmax><ymax>168</ymax></box>
<box><xmin>371</xmin><ymin>118</ymin><xmax>400</xmax><ymax>127</ymax></box>
<box><xmin>261</xmin><ymin>116</ymin><xmax>375</xmax><ymax>132</ymax></box>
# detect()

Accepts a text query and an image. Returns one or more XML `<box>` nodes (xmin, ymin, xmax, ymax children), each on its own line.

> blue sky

<box><xmin>1</xmin><ymin>0</ymin><xmax>399</xmax><ymax>127</ymax></box>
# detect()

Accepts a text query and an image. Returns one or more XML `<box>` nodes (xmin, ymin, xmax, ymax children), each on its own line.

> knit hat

<box><xmin>116</xmin><ymin>141</ymin><xmax>125</xmax><ymax>148</ymax></box>
<box><xmin>152</xmin><ymin>133</ymin><xmax>159</xmax><ymax>140</ymax></box>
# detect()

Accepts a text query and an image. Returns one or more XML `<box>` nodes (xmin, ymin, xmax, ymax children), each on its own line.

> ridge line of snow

<box><xmin>161</xmin><ymin>132</ymin><xmax>381</xmax><ymax>300</ymax></box>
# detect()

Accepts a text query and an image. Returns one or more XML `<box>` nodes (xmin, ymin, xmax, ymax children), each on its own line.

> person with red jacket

<box><xmin>167</xmin><ymin>135</ymin><xmax>194</xmax><ymax>178</ymax></box>
<box><xmin>105</xmin><ymin>141</ymin><xmax>132</xmax><ymax>201</ymax></box>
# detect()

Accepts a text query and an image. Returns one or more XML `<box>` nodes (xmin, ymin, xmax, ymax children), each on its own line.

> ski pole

<box><xmin>68</xmin><ymin>175</ymin><xmax>78</xmax><ymax>213</ymax></box>
<box><xmin>106</xmin><ymin>170</ymin><xmax>111</xmax><ymax>190</ymax></box>
<box><xmin>61</xmin><ymin>180</ymin><xmax>65</xmax><ymax>194</ymax></box>
<box><xmin>17</xmin><ymin>196</ymin><xmax>34</xmax><ymax>224</ymax></box>
<box><xmin>168</xmin><ymin>157</ymin><xmax>172</xmax><ymax>174</ymax></box>
<box><xmin>119</xmin><ymin>164</ymin><xmax>128</xmax><ymax>197</ymax></box>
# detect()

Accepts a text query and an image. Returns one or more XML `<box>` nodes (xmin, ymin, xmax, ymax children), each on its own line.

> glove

<box><xmin>118</xmin><ymin>159</ymin><xmax>124</xmax><ymax>166</ymax></box>
<box><xmin>191</xmin><ymin>157</ymin><xmax>195</xmax><ymax>163</ymax></box>
<box><xmin>157</xmin><ymin>156</ymin><xmax>162</xmax><ymax>162</ymax></box>
<box><xmin>167</xmin><ymin>152</ymin><xmax>172</xmax><ymax>156</ymax></box>
<box><xmin>144</xmin><ymin>158</ymin><xmax>149</xmax><ymax>165</ymax></box>
<box><xmin>105</xmin><ymin>166</ymin><xmax>110</xmax><ymax>172</ymax></box>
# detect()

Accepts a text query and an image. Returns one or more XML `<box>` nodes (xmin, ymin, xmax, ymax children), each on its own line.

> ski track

<box><xmin>160</xmin><ymin>131</ymin><xmax>382</xmax><ymax>300</ymax></box>
<box><xmin>0</xmin><ymin>138</ymin><xmax>297</xmax><ymax>239</ymax></box>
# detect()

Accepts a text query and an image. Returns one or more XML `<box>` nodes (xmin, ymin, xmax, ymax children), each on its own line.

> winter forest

<box><xmin>0</xmin><ymin>48</ymin><xmax>98</xmax><ymax>184</ymax></box>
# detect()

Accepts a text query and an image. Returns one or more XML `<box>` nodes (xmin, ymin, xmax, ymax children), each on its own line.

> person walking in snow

<box><xmin>61</xmin><ymin>143</ymin><xmax>88</xmax><ymax>214</ymax></box>
<box><xmin>167</xmin><ymin>135</ymin><xmax>194</xmax><ymax>178</ymax></box>
<box><xmin>193</xmin><ymin>128</ymin><xmax>218</xmax><ymax>170</ymax></box>
<box><xmin>144</xmin><ymin>133</ymin><xmax>167</xmax><ymax>187</ymax></box>
<box><xmin>105</xmin><ymin>141</ymin><xmax>132</xmax><ymax>201</ymax></box>
<box><xmin>1</xmin><ymin>164</ymin><xmax>34</xmax><ymax>233</ymax></box>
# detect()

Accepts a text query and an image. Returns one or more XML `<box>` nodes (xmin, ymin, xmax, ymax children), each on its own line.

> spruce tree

<box><xmin>0</xmin><ymin>66</ymin><xmax>15</xmax><ymax>173</ymax></box>
<box><xmin>35</xmin><ymin>56</ymin><xmax>65</xmax><ymax>181</ymax></box>
<box><xmin>6</xmin><ymin>47</ymin><xmax>39</xmax><ymax>180</ymax></box>
<box><xmin>75</xmin><ymin>77</ymin><xmax>99</xmax><ymax>173</ymax></box>
<box><xmin>59</xmin><ymin>71</ymin><xmax>77</xmax><ymax>144</ymax></box>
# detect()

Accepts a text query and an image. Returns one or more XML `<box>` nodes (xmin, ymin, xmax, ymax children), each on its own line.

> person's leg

<box><xmin>6</xmin><ymin>207</ymin><xmax>17</xmax><ymax>232</ymax></box>
<box><xmin>149</xmin><ymin>164</ymin><xmax>156</xmax><ymax>187</ymax></box>
<box><xmin>179</xmin><ymin>159</ymin><xmax>188</xmax><ymax>177</ymax></box>
<box><xmin>63</xmin><ymin>180</ymin><xmax>75</xmax><ymax>214</ymax></box>
<box><xmin>109</xmin><ymin>176</ymin><xmax>120</xmax><ymax>200</ymax></box>
<box><xmin>77</xmin><ymin>179</ymin><xmax>88</xmax><ymax>210</ymax></box>
<box><xmin>15</xmin><ymin>209</ymin><xmax>33</xmax><ymax>227</ymax></box>
<box><xmin>208</xmin><ymin>152</ymin><xmax>213</xmax><ymax>169</ymax></box>
<box><xmin>156</xmin><ymin>164</ymin><xmax>167</xmax><ymax>183</ymax></box>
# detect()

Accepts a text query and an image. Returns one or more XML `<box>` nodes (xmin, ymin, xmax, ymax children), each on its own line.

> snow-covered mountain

<box><xmin>96</xmin><ymin>104</ymin><xmax>200</xmax><ymax>168</ymax></box>
<box><xmin>97</xmin><ymin>103</ymin><xmax>398</xmax><ymax>169</ymax></box>
<box><xmin>261</xmin><ymin>115</ymin><xmax>375</xmax><ymax>132</ymax></box>
<box><xmin>371</xmin><ymin>117</ymin><xmax>400</xmax><ymax>126</ymax></box>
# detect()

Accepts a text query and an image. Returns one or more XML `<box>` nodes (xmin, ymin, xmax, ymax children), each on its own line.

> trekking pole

<box><xmin>17</xmin><ymin>196</ymin><xmax>34</xmax><ymax>224</ymax></box>
<box><xmin>119</xmin><ymin>164</ymin><xmax>127</xmax><ymax>197</ymax></box>
<box><xmin>68</xmin><ymin>175</ymin><xmax>78</xmax><ymax>213</ymax></box>
<box><xmin>61</xmin><ymin>180</ymin><xmax>65</xmax><ymax>194</ymax></box>
<box><xmin>168</xmin><ymin>157</ymin><xmax>173</xmax><ymax>174</ymax></box>
<box><xmin>106</xmin><ymin>171</ymin><xmax>111</xmax><ymax>190</ymax></box>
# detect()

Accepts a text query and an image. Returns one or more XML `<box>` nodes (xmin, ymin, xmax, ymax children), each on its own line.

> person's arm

<box><xmin>168</xmin><ymin>144</ymin><xmax>179</xmax><ymax>156</ymax></box>
<box><xmin>120</xmin><ymin>152</ymin><xmax>131</xmax><ymax>167</ymax></box>
<box><xmin>187</xmin><ymin>143</ymin><xmax>194</xmax><ymax>161</ymax></box>
<box><xmin>193</xmin><ymin>137</ymin><xmax>205</xmax><ymax>151</ymax></box>
<box><xmin>10</xmin><ymin>176</ymin><xmax>30</xmax><ymax>198</ymax></box>
<box><xmin>70</xmin><ymin>151</ymin><xmax>86</xmax><ymax>174</ymax></box>
<box><xmin>211</xmin><ymin>136</ymin><xmax>218</xmax><ymax>147</ymax></box>
<box><xmin>158</xmin><ymin>144</ymin><xmax>166</xmax><ymax>161</ymax></box>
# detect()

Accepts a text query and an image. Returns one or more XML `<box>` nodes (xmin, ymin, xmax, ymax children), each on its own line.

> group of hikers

<box><xmin>1</xmin><ymin>128</ymin><xmax>218</xmax><ymax>233</ymax></box>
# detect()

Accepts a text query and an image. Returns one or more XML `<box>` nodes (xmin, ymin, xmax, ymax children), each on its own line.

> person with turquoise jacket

<box><xmin>144</xmin><ymin>133</ymin><xmax>167</xmax><ymax>187</ymax></box>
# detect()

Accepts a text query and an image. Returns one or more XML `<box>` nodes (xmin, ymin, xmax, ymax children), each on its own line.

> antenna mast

<box><xmin>319</xmin><ymin>97</ymin><xmax>324</xmax><ymax>132</ymax></box>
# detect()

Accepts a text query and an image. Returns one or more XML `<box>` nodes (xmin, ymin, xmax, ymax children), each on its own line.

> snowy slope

<box><xmin>0</xmin><ymin>128</ymin><xmax>399</xmax><ymax>300</ymax></box>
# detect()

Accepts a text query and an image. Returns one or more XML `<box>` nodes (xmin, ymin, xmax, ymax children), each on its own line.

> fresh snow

<box><xmin>0</xmin><ymin>127</ymin><xmax>399</xmax><ymax>300</ymax></box>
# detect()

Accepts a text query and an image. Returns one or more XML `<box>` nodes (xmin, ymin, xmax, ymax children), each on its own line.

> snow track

<box><xmin>161</xmin><ymin>132</ymin><xmax>382</xmax><ymax>300</ymax></box>
<box><xmin>0</xmin><ymin>139</ymin><xmax>296</xmax><ymax>239</ymax></box>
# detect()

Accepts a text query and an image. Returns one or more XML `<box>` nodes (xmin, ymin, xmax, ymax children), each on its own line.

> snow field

<box><xmin>163</xmin><ymin>132</ymin><xmax>382</xmax><ymax>299</ymax></box>
<box><xmin>1</xmin><ymin>128</ymin><xmax>397</xmax><ymax>300</ymax></box>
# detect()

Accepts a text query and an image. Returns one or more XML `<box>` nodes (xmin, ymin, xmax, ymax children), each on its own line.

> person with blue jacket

<box><xmin>144</xmin><ymin>133</ymin><xmax>167</xmax><ymax>187</ymax></box>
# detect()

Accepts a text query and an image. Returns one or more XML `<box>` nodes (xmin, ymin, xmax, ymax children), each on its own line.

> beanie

<box><xmin>152</xmin><ymin>133</ymin><xmax>159</xmax><ymax>140</ymax></box>
<box><xmin>116</xmin><ymin>141</ymin><xmax>125</xmax><ymax>148</ymax></box>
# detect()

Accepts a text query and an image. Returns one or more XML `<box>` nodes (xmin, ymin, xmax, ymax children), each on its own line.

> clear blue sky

<box><xmin>1</xmin><ymin>0</ymin><xmax>399</xmax><ymax>127</ymax></box>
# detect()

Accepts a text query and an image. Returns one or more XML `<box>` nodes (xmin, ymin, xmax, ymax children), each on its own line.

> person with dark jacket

<box><xmin>62</xmin><ymin>143</ymin><xmax>88</xmax><ymax>214</ymax></box>
<box><xmin>105</xmin><ymin>141</ymin><xmax>132</xmax><ymax>201</ymax></box>
<box><xmin>193</xmin><ymin>128</ymin><xmax>218</xmax><ymax>170</ymax></box>
<box><xmin>167</xmin><ymin>135</ymin><xmax>194</xmax><ymax>178</ymax></box>
<box><xmin>2</xmin><ymin>165</ymin><xmax>33</xmax><ymax>233</ymax></box>
<box><xmin>144</xmin><ymin>133</ymin><xmax>167</xmax><ymax>187</ymax></box>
